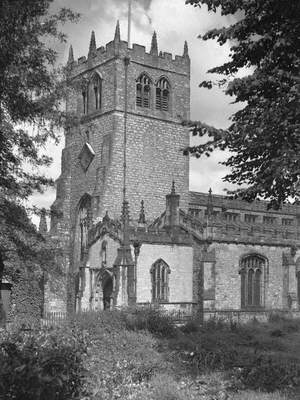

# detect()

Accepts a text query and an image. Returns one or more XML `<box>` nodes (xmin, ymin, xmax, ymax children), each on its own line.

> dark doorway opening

<box><xmin>103</xmin><ymin>274</ymin><xmax>113</xmax><ymax>310</ymax></box>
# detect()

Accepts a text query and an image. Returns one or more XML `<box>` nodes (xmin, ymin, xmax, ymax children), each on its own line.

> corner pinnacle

<box><xmin>150</xmin><ymin>31</ymin><xmax>158</xmax><ymax>56</ymax></box>
<box><xmin>114</xmin><ymin>20</ymin><xmax>121</xmax><ymax>42</ymax></box>
<box><xmin>171</xmin><ymin>180</ymin><xmax>176</xmax><ymax>195</ymax></box>
<box><xmin>67</xmin><ymin>45</ymin><xmax>74</xmax><ymax>64</ymax></box>
<box><xmin>183</xmin><ymin>40</ymin><xmax>189</xmax><ymax>58</ymax></box>
<box><xmin>88</xmin><ymin>30</ymin><xmax>97</xmax><ymax>57</ymax></box>
<box><xmin>138</xmin><ymin>200</ymin><xmax>146</xmax><ymax>225</ymax></box>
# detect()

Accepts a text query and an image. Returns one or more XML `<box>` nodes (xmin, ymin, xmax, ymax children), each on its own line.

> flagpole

<box><xmin>127</xmin><ymin>0</ymin><xmax>132</xmax><ymax>48</ymax></box>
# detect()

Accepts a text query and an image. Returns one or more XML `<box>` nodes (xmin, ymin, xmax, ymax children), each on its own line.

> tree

<box><xmin>185</xmin><ymin>0</ymin><xmax>300</xmax><ymax>208</ymax></box>
<box><xmin>0</xmin><ymin>0</ymin><xmax>79</xmax><ymax>324</ymax></box>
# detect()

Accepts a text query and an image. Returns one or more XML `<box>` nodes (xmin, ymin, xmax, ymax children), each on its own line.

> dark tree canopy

<box><xmin>0</xmin><ymin>0</ymin><xmax>79</xmax><ymax>323</ymax></box>
<box><xmin>185</xmin><ymin>0</ymin><xmax>300</xmax><ymax>208</ymax></box>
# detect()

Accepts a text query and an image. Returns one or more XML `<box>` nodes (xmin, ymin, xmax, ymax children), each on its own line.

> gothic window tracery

<box><xmin>156</xmin><ymin>77</ymin><xmax>170</xmax><ymax>111</ymax></box>
<box><xmin>151</xmin><ymin>259</ymin><xmax>170</xmax><ymax>302</ymax></box>
<box><xmin>240</xmin><ymin>254</ymin><xmax>266</xmax><ymax>308</ymax></box>
<box><xmin>136</xmin><ymin>74</ymin><xmax>151</xmax><ymax>108</ymax></box>
<box><xmin>82</xmin><ymin>73</ymin><xmax>102</xmax><ymax>115</ymax></box>
<box><xmin>77</xmin><ymin>195</ymin><xmax>92</xmax><ymax>261</ymax></box>
<box><xmin>92</xmin><ymin>74</ymin><xmax>102</xmax><ymax>110</ymax></box>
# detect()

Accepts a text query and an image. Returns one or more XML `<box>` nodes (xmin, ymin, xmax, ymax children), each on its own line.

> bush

<box><xmin>191</xmin><ymin>344</ymin><xmax>238</xmax><ymax>372</ymax></box>
<box><xmin>121</xmin><ymin>307</ymin><xmax>177</xmax><ymax>338</ymax></box>
<box><xmin>237</xmin><ymin>354</ymin><xmax>300</xmax><ymax>392</ymax></box>
<box><xmin>180</xmin><ymin>318</ymin><xmax>200</xmax><ymax>334</ymax></box>
<box><xmin>70</xmin><ymin>310</ymin><xmax>168</xmax><ymax>400</ymax></box>
<box><xmin>0</xmin><ymin>326</ymin><xmax>87</xmax><ymax>400</ymax></box>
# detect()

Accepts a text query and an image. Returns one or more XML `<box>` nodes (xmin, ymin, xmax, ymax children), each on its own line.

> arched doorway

<box><xmin>103</xmin><ymin>273</ymin><xmax>113</xmax><ymax>310</ymax></box>
<box><xmin>94</xmin><ymin>270</ymin><xmax>113</xmax><ymax>310</ymax></box>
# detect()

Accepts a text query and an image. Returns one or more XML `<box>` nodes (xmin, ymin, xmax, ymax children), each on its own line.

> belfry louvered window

<box><xmin>93</xmin><ymin>74</ymin><xmax>102</xmax><ymax>110</ymax></box>
<box><xmin>240</xmin><ymin>255</ymin><xmax>266</xmax><ymax>308</ymax></box>
<box><xmin>156</xmin><ymin>78</ymin><xmax>170</xmax><ymax>111</ymax></box>
<box><xmin>151</xmin><ymin>259</ymin><xmax>170</xmax><ymax>302</ymax></box>
<box><xmin>136</xmin><ymin>74</ymin><xmax>151</xmax><ymax>108</ymax></box>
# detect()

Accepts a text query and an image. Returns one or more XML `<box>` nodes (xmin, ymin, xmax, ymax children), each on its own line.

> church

<box><xmin>45</xmin><ymin>22</ymin><xmax>300</xmax><ymax>318</ymax></box>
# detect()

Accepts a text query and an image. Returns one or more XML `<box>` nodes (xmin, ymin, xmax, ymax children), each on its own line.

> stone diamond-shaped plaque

<box><xmin>79</xmin><ymin>142</ymin><xmax>95</xmax><ymax>172</ymax></box>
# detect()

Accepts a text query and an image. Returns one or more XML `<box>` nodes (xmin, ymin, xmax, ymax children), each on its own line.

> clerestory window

<box><xmin>240</xmin><ymin>254</ymin><xmax>266</xmax><ymax>308</ymax></box>
<box><xmin>151</xmin><ymin>259</ymin><xmax>170</xmax><ymax>302</ymax></box>
<box><xmin>136</xmin><ymin>74</ymin><xmax>151</xmax><ymax>108</ymax></box>
<box><xmin>156</xmin><ymin>77</ymin><xmax>170</xmax><ymax>111</ymax></box>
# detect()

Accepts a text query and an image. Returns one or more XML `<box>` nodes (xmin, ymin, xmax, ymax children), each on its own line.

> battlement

<box><xmin>67</xmin><ymin>22</ymin><xmax>190</xmax><ymax>78</ymax></box>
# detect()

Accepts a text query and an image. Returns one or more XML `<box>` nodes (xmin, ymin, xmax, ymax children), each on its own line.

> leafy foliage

<box><xmin>68</xmin><ymin>311</ymin><xmax>169</xmax><ymax>400</ymax></box>
<box><xmin>185</xmin><ymin>0</ymin><xmax>300</xmax><ymax>208</ymax></box>
<box><xmin>0</xmin><ymin>0</ymin><xmax>79</xmax><ymax>323</ymax></box>
<box><xmin>0</xmin><ymin>327</ymin><xmax>86</xmax><ymax>400</ymax></box>
<box><xmin>121</xmin><ymin>306</ymin><xmax>177</xmax><ymax>337</ymax></box>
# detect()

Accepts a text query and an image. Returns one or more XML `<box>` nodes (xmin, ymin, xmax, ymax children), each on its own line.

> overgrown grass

<box><xmin>1</xmin><ymin>310</ymin><xmax>300</xmax><ymax>399</ymax></box>
<box><xmin>174</xmin><ymin>314</ymin><xmax>300</xmax><ymax>393</ymax></box>
<box><xmin>231</xmin><ymin>391</ymin><xmax>289</xmax><ymax>400</ymax></box>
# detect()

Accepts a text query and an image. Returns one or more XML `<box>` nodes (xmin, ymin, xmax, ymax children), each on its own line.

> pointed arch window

<box><xmin>240</xmin><ymin>254</ymin><xmax>266</xmax><ymax>308</ymax></box>
<box><xmin>150</xmin><ymin>259</ymin><xmax>170</xmax><ymax>302</ymax></box>
<box><xmin>136</xmin><ymin>74</ymin><xmax>151</xmax><ymax>108</ymax></box>
<box><xmin>86</xmin><ymin>73</ymin><xmax>102</xmax><ymax>112</ymax></box>
<box><xmin>77</xmin><ymin>195</ymin><xmax>92</xmax><ymax>261</ymax></box>
<box><xmin>92</xmin><ymin>74</ymin><xmax>102</xmax><ymax>110</ymax></box>
<box><xmin>156</xmin><ymin>77</ymin><xmax>170</xmax><ymax>111</ymax></box>
<box><xmin>82</xmin><ymin>89</ymin><xmax>87</xmax><ymax>114</ymax></box>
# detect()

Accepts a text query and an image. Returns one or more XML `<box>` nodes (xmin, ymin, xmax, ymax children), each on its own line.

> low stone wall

<box><xmin>203</xmin><ymin>309</ymin><xmax>300</xmax><ymax>323</ymax></box>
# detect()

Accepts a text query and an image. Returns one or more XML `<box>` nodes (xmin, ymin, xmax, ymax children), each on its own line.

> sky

<box><xmin>30</xmin><ymin>0</ymin><xmax>242</xmax><ymax>215</ymax></box>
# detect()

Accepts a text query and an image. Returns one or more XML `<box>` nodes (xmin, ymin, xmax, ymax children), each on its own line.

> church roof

<box><xmin>189</xmin><ymin>191</ymin><xmax>300</xmax><ymax>216</ymax></box>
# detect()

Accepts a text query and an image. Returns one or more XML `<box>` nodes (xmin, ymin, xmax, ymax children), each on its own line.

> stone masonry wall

<box><xmin>208</xmin><ymin>242</ymin><xmax>291</xmax><ymax>310</ymax></box>
<box><xmin>136</xmin><ymin>243</ymin><xmax>193</xmax><ymax>303</ymax></box>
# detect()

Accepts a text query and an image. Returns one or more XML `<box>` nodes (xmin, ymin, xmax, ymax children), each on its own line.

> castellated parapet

<box><xmin>68</xmin><ymin>39</ymin><xmax>190</xmax><ymax>79</ymax></box>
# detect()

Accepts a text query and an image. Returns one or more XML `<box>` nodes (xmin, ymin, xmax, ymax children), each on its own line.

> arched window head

<box><xmin>156</xmin><ymin>77</ymin><xmax>170</xmax><ymax>111</ymax></box>
<box><xmin>150</xmin><ymin>259</ymin><xmax>170</xmax><ymax>302</ymax></box>
<box><xmin>77</xmin><ymin>195</ymin><xmax>92</xmax><ymax>261</ymax></box>
<box><xmin>86</xmin><ymin>73</ymin><xmax>102</xmax><ymax>113</ymax></box>
<box><xmin>136</xmin><ymin>74</ymin><xmax>151</xmax><ymax>108</ymax></box>
<box><xmin>92</xmin><ymin>74</ymin><xmax>102</xmax><ymax>110</ymax></box>
<box><xmin>240</xmin><ymin>254</ymin><xmax>266</xmax><ymax>308</ymax></box>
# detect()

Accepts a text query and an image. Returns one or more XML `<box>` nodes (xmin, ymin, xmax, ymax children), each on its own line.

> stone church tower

<box><xmin>48</xmin><ymin>23</ymin><xmax>190</xmax><ymax>312</ymax></box>
<box><xmin>44</xmin><ymin>22</ymin><xmax>300</xmax><ymax>318</ymax></box>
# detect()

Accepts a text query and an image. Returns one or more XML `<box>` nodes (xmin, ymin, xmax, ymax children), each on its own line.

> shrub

<box><xmin>121</xmin><ymin>307</ymin><xmax>177</xmax><ymax>337</ymax></box>
<box><xmin>237</xmin><ymin>354</ymin><xmax>300</xmax><ymax>392</ymax></box>
<box><xmin>69</xmin><ymin>310</ymin><xmax>168</xmax><ymax>400</ymax></box>
<box><xmin>180</xmin><ymin>318</ymin><xmax>200</xmax><ymax>334</ymax></box>
<box><xmin>0</xmin><ymin>326</ymin><xmax>87</xmax><ymax>400</ymax></box>
<box><xmin>191</xmin><ymin>344</ymin><xmax>238</xmax><ymax>372</ymax></box>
